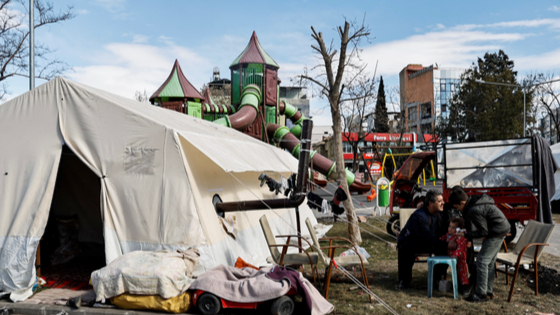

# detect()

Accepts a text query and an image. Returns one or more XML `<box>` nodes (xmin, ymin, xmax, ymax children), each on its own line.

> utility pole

<box><xmin>29</xmin><ymin>0</ymin><xmax>34</xmax><ymax>90</ymax></box>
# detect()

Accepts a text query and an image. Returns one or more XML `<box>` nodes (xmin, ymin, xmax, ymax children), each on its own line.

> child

<box><xmin>440</xmin><ymin>218</ymin><xmax>470</xmax><ymax>292</ymax></box>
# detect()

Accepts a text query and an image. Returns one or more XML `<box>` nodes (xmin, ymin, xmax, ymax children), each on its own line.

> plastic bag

<box><xmin>339</xmin><ymin>246</ymin><xmax>370</xmax><ymax>259</ymax></box>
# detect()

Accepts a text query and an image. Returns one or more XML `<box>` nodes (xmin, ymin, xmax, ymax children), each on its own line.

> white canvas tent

<box><xmin>0</xmin><ymin>77</ymin><xmax>322</xmax><ymax>300</ymax></box>
<box><xmin>551</xmin><ymin>142</ymin><xmax>560</xmax><ymax>201</ymax></box>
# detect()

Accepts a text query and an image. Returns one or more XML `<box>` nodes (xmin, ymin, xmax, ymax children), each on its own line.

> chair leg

<box><xmin>427</xmin><ymin>261</ymin><xmax>434</xmax><ymax>298</ymax></box>
<box><xmin>495</xmin><ymin>262</ymin><xmax>498</xmax><ymax>279</ymax></box>
<box><xmin>310</xmin><ymin>264</ymin><xmax>317</xmax><ymax>287</ymax></box>
<box><xmin>505</xmin><ymin>264</ymin><xmax>510</xmax><ymax>285</ymax></box>
<box><xmin>534</xmin><ymin>262</ymin><xmax>539</xmax><ymax>296</ymax></box>
<box><xmin>323</xmin><ymin>262</ymin><xmax>334</xmax><ymax>299</ymax></box>
<box><xmin>507</xmin><ymin>264</ymin><xmax>521</xmax><ymax>303</ymax></box>
<box><xmin>361</xmin><ymin>266</ymin><xmax>372</xmax><ymax>303</ymax></box>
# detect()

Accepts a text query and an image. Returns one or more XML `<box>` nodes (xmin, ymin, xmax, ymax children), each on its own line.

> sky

<box><xmin>5</xmin><ymin>0</ymin><xmax>560</xmax><ymax>126</ymax></box>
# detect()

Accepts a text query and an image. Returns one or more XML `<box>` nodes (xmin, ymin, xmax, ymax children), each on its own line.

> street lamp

<box><xmin>475</xmin><ymin>78</ymin><xmax>560</xmax><ymax>137</ymax></box>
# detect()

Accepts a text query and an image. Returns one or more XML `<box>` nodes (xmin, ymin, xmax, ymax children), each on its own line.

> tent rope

<box><xmin>309</xmin><ymin>181</ymin><xmax>397</xmax><ymax>239</ymax></box>
<box><xmin>305</xmin><ymin>198</ymin><xmax>396</xmax><ymax>246</ymax></box>
<box><xmin>309</xmin><ymin>181</ymin><xmax>394</xmax><ymax>225</ymax></box>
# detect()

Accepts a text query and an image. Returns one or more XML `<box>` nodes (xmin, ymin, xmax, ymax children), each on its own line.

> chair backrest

<box><xmin>513</xmin><ymin>220</ymin><xmax>555</xmax><ymax>260</ymax></box>
<box><xmin>399</xmin><ymin>208</ymin><xmax>417</xmax><ymax>230</ymax></box>
<box><xmin>259</xmin><ymin>215</ymin><xmax>280</xmax><ymax>263</ymax></box>
<box><xmin>305</xmin><ymin>218</ymin><xmax>330</xmax><ymax>266</ymax></box>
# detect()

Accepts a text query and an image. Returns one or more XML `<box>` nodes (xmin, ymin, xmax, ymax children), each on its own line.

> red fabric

<box><xmin>440</xmin><ymin>233</ymin><xmax>469</xmax><ymax>285</ymax></box>
<box><xmin>234</xmin><ymin>257</ymin><xmax>259</xmax><ymax>270</ymax></box>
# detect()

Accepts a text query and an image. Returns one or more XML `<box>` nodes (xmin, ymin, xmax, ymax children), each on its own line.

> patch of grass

<box><xmin>316</xmin><ymin>216</ymin><xmax>560</xmax><ymax>315</ymax></box>
<box><xmin>552</xmin><ymin>213</ymin><xmax>560</xmax><ymax>224</ymax></box>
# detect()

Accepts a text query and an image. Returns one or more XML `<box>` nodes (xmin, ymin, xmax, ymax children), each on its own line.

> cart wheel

<box><xmin>197</xmin><ymin>293</ymin><xmax>221</xmax><ymax>315</ymax></box>
<box><xmin>386</xmin><ymin>215</ymin><xmax>400</xmax><ymax>236</ymax></box>
<box><xmin>270</xmin><ymin>296</ymin><xmax>294</xmax><ymax>315</ymax></box>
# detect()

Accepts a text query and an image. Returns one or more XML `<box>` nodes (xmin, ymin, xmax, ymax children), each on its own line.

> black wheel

<box><xmin>386</xmin><ymin>214</ymin><xmax>400</xmax><ymax>236</ymax></box>
<box><xmin>270</xmin><ymin>296</ymin><xmax>294</xmax><ymax>315</ymax></box>
<box><xmin>505</xmin><ymin>220</ymin><xmax>519</xmax><ymax>244</ymax></box>
<box><xmin>197</xmin><ymin>293</ymin><xmax>221</xmax><ymax>315</ymax></box>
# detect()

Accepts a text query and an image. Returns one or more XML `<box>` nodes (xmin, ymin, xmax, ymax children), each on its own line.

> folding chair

<box><xmin>259</xmin><ymin>215</ymin><xmax>319</xmax><ymax>285</ymax></box>
<box><xmin>495</xmin><ymin>220</ymin><xmax>555</xmax><ymax>302</ymax></box>
<box><xmin>305</xmin><ymin>218</ymin><xmax>372</xmax><ymax>302</ymax></box>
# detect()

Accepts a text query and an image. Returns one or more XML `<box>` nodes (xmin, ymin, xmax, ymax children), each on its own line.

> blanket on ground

<box><xmin>189</xmin><ymin>265</ymin><xmax>333</xmax><ymax>315</ymax></box>
<box><xmin>91</xmin><ymin>249</ymin><xmax>199</xmax><ymax>301</ymax></box>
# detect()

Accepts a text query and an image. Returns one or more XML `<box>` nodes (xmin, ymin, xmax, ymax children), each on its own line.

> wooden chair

<box><xmin>305</xmin><ymin>218</ymin><xmax>372</xmax><ymax>302</ymax></box>
<box><xmin>495</xmin><ymin>220</ymin><xmax>555</xmax><ymax>302</ymax></box>
<box><xmin>259</xmin><ymin>215</ymin><xmax>319</xmax><ymax>286</ymax></box>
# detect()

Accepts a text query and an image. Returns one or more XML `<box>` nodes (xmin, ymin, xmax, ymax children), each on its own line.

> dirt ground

<box><xmin>315</xmin><ymin>216</ymin><xmax>560</xmax><ymax>315</ymax></box>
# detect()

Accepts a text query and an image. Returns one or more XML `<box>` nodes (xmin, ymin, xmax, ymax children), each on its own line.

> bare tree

<box><xmin>340</xmin><ymin>74</ymin><xmax>376</xmax><ymax>173</ymax></box>
<box><xmin>534</xmin><ymin>73</ymin><xmax>560</xmax><ymax>143</ymax></box>
<box><xmin>0</xmin><ymin>0</ymin><xmax>74</xmax><ymax>99</ymax></box>
<box><xmin>133</xmin><ymin>89</ymin><xmax>149</xmax><ymax>103</ymax></box>
<box><xmin>296</xmin><ymin>17</ymin><xmax>371</xmax><ymax>244</ymax></box>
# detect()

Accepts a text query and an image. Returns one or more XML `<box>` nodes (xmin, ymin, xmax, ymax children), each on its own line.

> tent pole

<box><xmin>217</xmin><ymin>120</ymin><xmax>313</xmax><ymax>212</ymax></box>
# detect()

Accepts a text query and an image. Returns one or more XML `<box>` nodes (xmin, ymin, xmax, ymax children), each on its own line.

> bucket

<box><xmin>379</xmin><ymin>185</ymin><xmax>389</xmax><ymax>207</ymax></box>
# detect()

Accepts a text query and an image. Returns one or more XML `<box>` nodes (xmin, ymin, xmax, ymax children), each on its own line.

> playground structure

<box><xmin>381</xmin><ymin>149</ymin><xmax>436</xmax><ymax>186</ymax></box>
<box><xmin>357</xmin><ymin>143</ymin><xmax>435</xmax><ymax>202</ymax></box>
<box><xmin>149</xmin><ymin>31</ymin><xmax>370</xmax><ymax>192</ymax></box>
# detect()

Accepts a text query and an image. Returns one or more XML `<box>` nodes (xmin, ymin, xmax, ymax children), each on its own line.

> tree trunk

<box><xmin>332</xmin><ymin>104</ymin><xmax>362</xmax><ymax>245</ymax></box>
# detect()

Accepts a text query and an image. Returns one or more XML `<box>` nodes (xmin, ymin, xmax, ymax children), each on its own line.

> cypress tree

<box><xmin>374</xmin><ymin>76</ymin><xmax>390</xmax><ymax>132</ymax></box>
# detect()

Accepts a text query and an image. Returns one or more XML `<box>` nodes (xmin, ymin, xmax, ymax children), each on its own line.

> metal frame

<box><xmin>442</xmin><ymin>137</ymin><xmax>536</xmax><ymax>190</ymax></box>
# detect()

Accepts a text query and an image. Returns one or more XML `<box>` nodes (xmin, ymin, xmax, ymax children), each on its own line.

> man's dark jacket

<box><xmin>398</xmin><ymin>207</ymin><xmax>447</xmax><ymax>253</ymax></box>
<box><xmin>464</xmin><ymin>194</ymin><xmax>510</xmax><ymax>239</ymax></box>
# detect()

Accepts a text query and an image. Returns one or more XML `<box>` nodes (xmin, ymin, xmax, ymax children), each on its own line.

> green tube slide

<box><xmin>283</xmin><ymin>101</ymin><xmax>298</xmax><ymax>119</ymax></box>
<box><xmin>325</xmin><ymin>162</ymin><xmax>357</xmax><ymax>187</ymax></box>
<box><xmin>214</xmin><ymin>84</ymin><xmax>261</xmax><ymax>128</ymax></box>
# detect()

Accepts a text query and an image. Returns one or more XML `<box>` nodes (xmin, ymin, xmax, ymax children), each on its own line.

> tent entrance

<box><xmin>38</xmin><ymin>145</ymin><xmax>105</xmax><ymax>289</ymax></box>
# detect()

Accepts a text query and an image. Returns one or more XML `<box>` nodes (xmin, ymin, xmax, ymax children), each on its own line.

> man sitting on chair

<box><xmin>396</xmin><ymin>189</ymin><xmax>456</xmax><ymax>289</ymax></box>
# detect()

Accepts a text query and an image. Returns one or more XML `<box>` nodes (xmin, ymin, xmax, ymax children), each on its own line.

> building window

<box><xmin>440</xmin><ymin>83</ymin><xmax>446</xmax><ymax>91</ymax></box>
<box><xmin>442</xmin><ymin>104</ymin><xmax>447</xmax><ymax>112</ymax></box>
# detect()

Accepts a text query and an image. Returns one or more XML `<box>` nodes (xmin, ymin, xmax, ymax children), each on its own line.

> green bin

<box><xmin>378</xmin><ymin>185</ymin><xmax>389</xmax><ymax>207</ymax></box>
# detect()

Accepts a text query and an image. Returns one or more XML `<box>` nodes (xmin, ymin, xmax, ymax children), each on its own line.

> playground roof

<box><xmin>149</xmin><ymin>60</ymin><xmax>204</xmax><ymax>102</ymax></box>
<box><xmin>230</xmin><ymin>31</ymin><xmax>279</xmax><ymax>69</ymax></box>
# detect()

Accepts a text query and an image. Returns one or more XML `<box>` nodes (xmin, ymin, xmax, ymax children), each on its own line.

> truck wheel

<box><xmin>386</xmin><ymin>215</ymin><xmax>400</xmax><ymax>236</ymax></box>
<box><xmin>270</xmin><ymin>296</ymin><xmax>294</xmax><ymax>315</ymax></box>
<box><xmin>505</xmin><ymin>220</ymin><xmax>519</xmax><ymax>244</ymax></box>
<box><xmin>197</xmin><ymin>293</ymin><xmax>221</xmax><ymax>315</ymax></box>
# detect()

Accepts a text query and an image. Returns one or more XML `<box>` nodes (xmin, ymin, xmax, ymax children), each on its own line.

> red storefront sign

<box><xmin>342</xmin><ymin>132</ymin><xmax>418</xmax><ymax>142</ymax></box>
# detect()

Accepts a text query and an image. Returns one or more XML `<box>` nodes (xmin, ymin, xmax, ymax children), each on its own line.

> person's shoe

<box><xmin>395</xmin><ymin>281</ymin><xmax>410</xmax><ymax>290</ymax></box>
<box><xmin>465</xmin><ymin>293</ymin><xmax>488</xmax><ymax>303</ymax></box>
<box><xmin>486</xmin><ymin>292</ymin><xmax>495</xmax><ymax>299</ymax></box>
<box><xmin>459</xmin><ymin>284</ymin><xmax>472</xmax><ymax>297</ymax></box>
<box><xmin>67</xmin><ymin>296</ymin><xmax>81</xmax><ymax>309</ymax></box>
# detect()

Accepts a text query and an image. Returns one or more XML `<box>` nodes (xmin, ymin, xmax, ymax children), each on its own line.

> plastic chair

<box><xmin>427</xmin><ymin>256</ymin><xmax>458</xmax><ymax>299</ymax></box>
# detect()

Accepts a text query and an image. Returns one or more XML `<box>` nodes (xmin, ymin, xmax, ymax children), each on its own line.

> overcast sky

<box><xmin>5</xmin><ymin>0</ymin><xmax>560</xmax><ymax>125</ymax></box>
